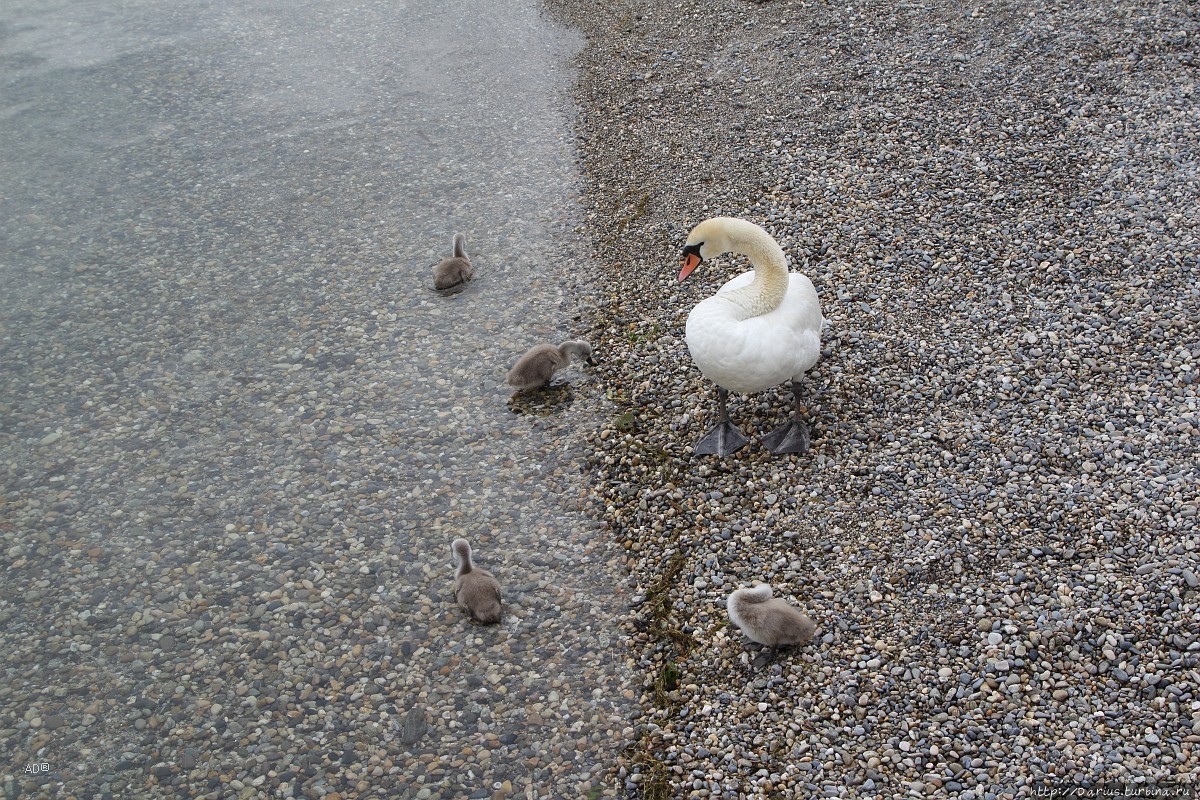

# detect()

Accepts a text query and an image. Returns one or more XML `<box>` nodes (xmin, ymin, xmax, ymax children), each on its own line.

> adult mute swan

<box><xmin>451</xmin><ymin>538</ymin><xmax>502</xmax><ymax>624</ymax></box>
<box><xmin>507</xmin><ymin>340</ymin><xmax>594</xmax><ymax>391</ymax></box>
<box><xmin>678</xmin><ymin>217</ymin><xmax>824</xmax><ymax>456</ymax></box>
<box><xmin>433</xmin><ymin>232</ymin><xmax>474</xmax><ymax>290</ymax></box>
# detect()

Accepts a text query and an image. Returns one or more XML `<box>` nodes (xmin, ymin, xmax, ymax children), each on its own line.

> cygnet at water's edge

<box><xmin>727</xmin><ymin>584</ymin><xmax>815</xmax><ymax>648</ymax></box>
<box><xmin>451</xmin><ymin>538</ymin><xmax>502</xmax><ymax>624</ymax></box>
<box><xmin>433</xmin><ymin>233</ymin><xmax>474</xmax><ymax>290</ymax></box>
<box><xmin>506</xmin><ymin>340</ymin><xmax>594</xmax><ymax>391</ymax></box>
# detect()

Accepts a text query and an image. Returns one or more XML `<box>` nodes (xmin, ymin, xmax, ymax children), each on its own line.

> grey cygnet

<box><xmin>726</xmin><ymin>584</ymin><xmax>815</xmax><ymax>648</ymax></box>
<box><xmin>451</xmin><ymin>537</ymin><xmax>502</xmax><ymax>624</ymax></box>
<box><xmin>433</xmin><ymin>233</ymin><xmax>474</xmax><ymax>290</ymax></box>
<box><xmin>506</xmin><ymin>340</ymin><xmax>594</xmax><ymax>391</ymax></box>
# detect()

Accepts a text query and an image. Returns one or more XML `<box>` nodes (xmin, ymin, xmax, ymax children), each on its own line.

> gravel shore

<box><xmin>546</xmin><ymin>0</ymin><xmax>1199</xmax><ymax>796</ymax></box>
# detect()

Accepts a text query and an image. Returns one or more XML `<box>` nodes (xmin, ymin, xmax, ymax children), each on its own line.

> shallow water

<box><xmin>1</xmin><ymin>0</ymin><xmax>632</xmax><ymax>796</ymax></box>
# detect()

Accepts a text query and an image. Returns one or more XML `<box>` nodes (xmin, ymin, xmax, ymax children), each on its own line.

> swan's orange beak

<box><xmin>678</xmin><ymin>253</ymin><xmax>701</xmax><ymax>281</ymax></box>
<box><xmin>678</xmin><ymin>244</ymin><xmax>703</xmax><ymax>281</ymax></box>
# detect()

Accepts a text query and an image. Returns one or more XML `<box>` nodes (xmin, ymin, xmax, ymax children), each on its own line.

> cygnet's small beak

<box><xmin>585</xmin><ymin>355</ymin><xmax>597</xmax><ymax>366</ymax></box>
<box><xmin>678</xmin><ymin>244</ymin><xmax>703</xmax><ymax>281</ymax></box>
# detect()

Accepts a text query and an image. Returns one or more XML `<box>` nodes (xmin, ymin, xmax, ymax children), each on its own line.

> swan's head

<box><xmin>562</xmin><ymin>340</ymin><xmax>595</xmax><ymax>366</ymax></box>
<box><xmin>731</xmin><ymin>584</ymin><xmax>774</xmax><ymax>604</ymax></box>
<box><xmin>451</xmin><ymin>537</ymin><xmax>472</xmax><ymax>568</ymax></box>
<box><xmin>679</xmin><ymin>217</ymin><xmax>752</xmax><ymax>281</ymax></box>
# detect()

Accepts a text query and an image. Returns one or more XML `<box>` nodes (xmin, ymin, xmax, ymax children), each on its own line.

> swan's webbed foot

<box><xmin>695</xmin><ymin>387</ymin><xmax>748</xmax><ymax>456</ymax></box>
<box><xmin>761</xmin><ymin>419</ymin><xmax>810</xmax><ymax>454</ymax></box>
<box><xmin>762</xmin><ymin>379</ymin><xmax>812</xmax><ymax>454</ymax></box>
<box><xmin>751</xmin><ymin>645</ymin><xmax>783</xmax><ymax>670</ymax></box>
<box><xmin>695</xmin><ymin>420</ymin><xmax>749</xmax><ymax>456</ymax></box>
<box><xmin>507</xmin><ymin>383</ymin><xmax>573</xmax><ymax>416</ymax></box>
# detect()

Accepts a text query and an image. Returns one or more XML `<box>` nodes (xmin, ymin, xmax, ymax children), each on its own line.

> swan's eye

<box><xmin>679</xmin><ymin>242</ymin><xmax>705</xmax><ymax>281</ymax></box>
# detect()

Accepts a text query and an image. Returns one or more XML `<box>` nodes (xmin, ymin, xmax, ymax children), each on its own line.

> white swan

<box><xmin>678</xmin><ymin>217</ymin><xmax>824</xmax><ymax>456</ymax></box>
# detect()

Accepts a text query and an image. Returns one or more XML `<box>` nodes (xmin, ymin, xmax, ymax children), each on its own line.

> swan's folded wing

<box><xmin>685</xmin><ymin>275</ymin><xmax>823</xmax><ymax>394</ymax></box>
<box><xmin>779</xmin><ymin>274</ymin><xmax>825</xmax><ymax>331</ymax></box>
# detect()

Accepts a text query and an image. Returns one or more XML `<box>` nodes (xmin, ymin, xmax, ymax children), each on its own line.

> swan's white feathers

<box><xmin>685</xmin><ymin>270</ymin><xmax>823</xmax><ymax>394</ymax></box>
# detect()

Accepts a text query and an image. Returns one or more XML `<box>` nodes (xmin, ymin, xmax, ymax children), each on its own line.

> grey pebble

<box><xmin>399</xmin><ymin>707</ymin><xmax>429</xmax><ymax>746</ymax></box>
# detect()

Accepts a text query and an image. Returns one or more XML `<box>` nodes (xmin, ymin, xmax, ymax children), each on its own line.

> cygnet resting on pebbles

<box><xmin>451</xmin><ymin>538</ymin><xmax>502</xmax><ymax>624</ymax></box>
<box><xmin>727</xmin><ymin>584</ymin><xmax>815</xmax><ymax>653</ymax></box>
<box><xmin>433</xmin><ymin>233</ymin><xmax>474</xmax><ymax>290</ymax></box>
<box><xmin>506</xmin><ymin>340</ymin><xmax>594</xmax><ymax>391</ymax></box>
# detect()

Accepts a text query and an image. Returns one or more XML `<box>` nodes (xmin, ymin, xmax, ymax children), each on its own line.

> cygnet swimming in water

<box><xmin>433</xmin><ymin>233</ymin><xmax>473</xmax><ymax>290</ymax></box>
<box><xmin>507</xmin><ymin>340</ymin><xmax>594</xmax><ymax>391</ymax></box>
<box><xmin>727</xmin><ymin>584</ymin><xmax>815</xmax><ymax>662</ymax></box>
<box><xmin>451</xmin><ymin>538</ymin><xmax>502</xmax><ymax>624</ymax></box>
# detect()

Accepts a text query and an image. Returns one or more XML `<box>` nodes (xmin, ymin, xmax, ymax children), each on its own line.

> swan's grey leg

<box><xmin>751</xmin><ymin>644</ymin><xmax>784</xmax><ymax>670</ymax></box>
<box><xmin>761</xmin><ymin>380</ymin><xmax>811</xmax><ymax>454</ymax></box>
<box><xmin>695</xmin><ymin>387</ymin><xmax>749</xmax><ymax>456</ymax></box>
<box><xmin>751</xmin><ymin>646</ymin><xmax>774</xmax><ymax>670</ymax></box>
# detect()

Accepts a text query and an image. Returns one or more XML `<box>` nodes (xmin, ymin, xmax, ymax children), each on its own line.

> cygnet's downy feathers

<box><xmin>451</xmin><ymin>537</ymin><xmax>502</xmax><ymax>624</ymax></box>
<box><xmin>433</xmin><ymin>233</ymin><xmax>474</xmax><ymax>290</ymax></box>
<box><xmin>507</xmin><ymin>340</ymin><xmax>594</xmax><ymax>390</ymax></box>
<box><xmin>726</xmin><ymin>584</ymin><xmax>815</xmax><ymax>647</ymax></box>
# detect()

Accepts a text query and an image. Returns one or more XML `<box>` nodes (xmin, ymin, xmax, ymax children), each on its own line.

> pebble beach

<box><xmin>2</xmin><ymin>0</ymin><xmax>1198</xmax><ymax>799</ymax></box>
<box><xmin>546</xmin><ymin>0</ymin><xmax>1199</xmax><ymax>796</ymax></box>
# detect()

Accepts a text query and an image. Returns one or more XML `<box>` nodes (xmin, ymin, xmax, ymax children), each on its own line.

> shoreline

<box><xmin>548</xmin><ymin>0</ymin><xmax>1199</xmax><ymax>795</ymax></box>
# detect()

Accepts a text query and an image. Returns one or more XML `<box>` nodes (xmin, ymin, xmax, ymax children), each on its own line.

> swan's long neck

<box><xmin>738</xmin><ymin>584</ymin><xmax>774</xmax><ymax>604</ymax></box>
<box><xmin>721</xmin><ymin>230</ymin><xmax>789</xmax><ymax>319</ymax></box>
<box><xmin>454</xmin><ymin>541</ymin><xmax>474</xmax><ymax>574</ymax></box>
<box><xmin>558</xmin><ymin>341</ymin><xmax>589</xmax><ymax>363</ymax></box>
<box><xmin>452</xmin><ymin>233</ymin><xmax>467</xmax><ymax>259</ymax></box>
